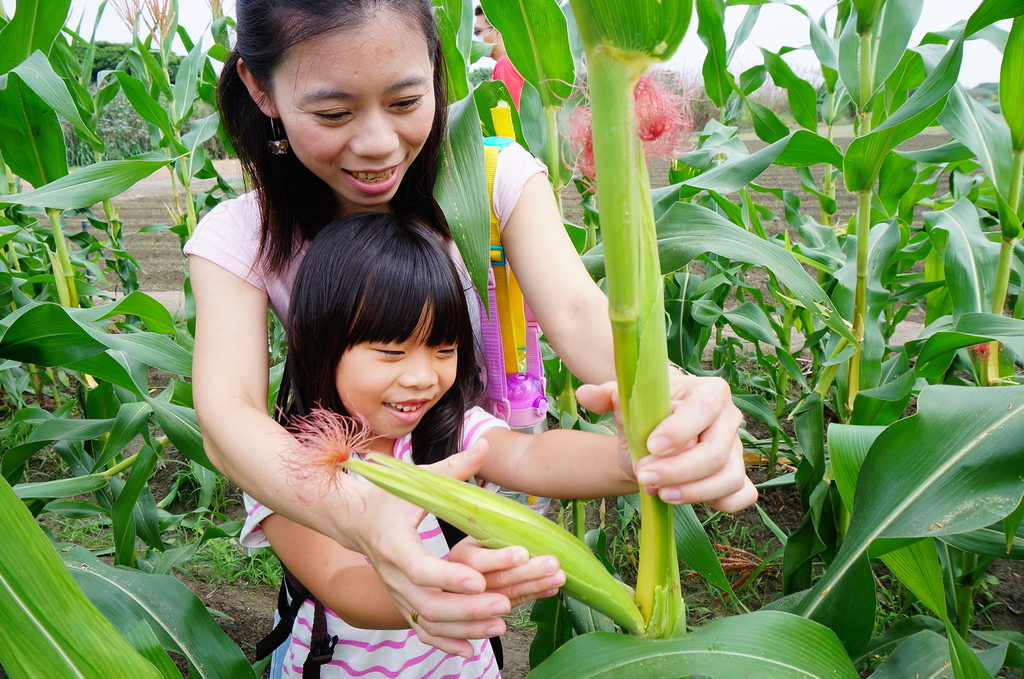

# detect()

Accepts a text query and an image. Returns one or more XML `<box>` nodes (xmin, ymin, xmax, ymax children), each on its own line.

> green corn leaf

<box><xmin>759</xmin><ymin>48</ymin><xmax>818</xmax><ymax>131</ymax></box>
<box><xmin>947</xmin><ymin>618</ymin><xmax>998</xmax><ymax>679</ymax></box>
<box><xmin>481</xmin><ymin>0</ymin><xmax>575</xmax><ymax>106</ymax></box>
<box><xmin>673</xmin><ymin>504</ymin><xmax>735</xmax><ymax>599</ymax></box>
<box><xmin>880</xmin><ymin>539</ymin><xmax>946</xmax><ymax>619</ymax></box>
<box><xmin>678</xmin><ymin>131</ymin><xmax>844</xmax><ymax>198</ymax></box>
<box><xmin>0</xmin><ymin>152</ymin><xmax>173</xmax><ymax>209</ymax></box>
<box><xmin>113</xmin><ymin>71</ymin><xmax>177</xmax><ymax>143</ymax></box>
<box><xmin>843</xmin><ymin>36</ymin><xmax>962</xmax><ymax>191</ymax></box>
<box><xmin>869</xmin><ymin>630</ymin><xmax>1004</xmax><ymax>679</ymax></box>
<box><xmin>0</xmin><ymin>76</ymin><xmax>69</xmax><ymax>189</ymax></box>
<box><xmin>940</xmin><ymin>520</ymin><xmax>1024</xmax><ymax>559</ymax></box>
<box><xmin>123</xmin><ymin>622</ymin><xmax>182</xmax><ymax>679</ymax></box>
<box><xmin>436</xmin><ymin>93</ymin><xmax>490</xmax><ymax>307</ymax></box>
<box><xmin>0</xmin><ymin>0</ymin><xmax>71</xmax><ymax>72</ymax></box>
<box><xmin>111</xmin><ymin>444</ymin><xmax>158</xmax><ymax>566</ymax></box>
<box><xmin>11</xmin><ymin>50</ymin><xmax>102</xmax><ymax>148</ymax></box>
<box><xmin>148</xmin><ymin>400</ymin><xmax>212</xmax><ymax>471</ymax></box>
<box><xmin>71</xmin><ymin>291</ymin><xmax>177</xmax><ymax>334</ymax></box>
<box><xmin>795</xmin><ymin>385</ymin><xmax>1024</xmax><ymax>635</ymax></box>
<box><xmin>0</xmin><ymin>477</ymin><xmax>164</xmax><ymax>678</ymax></box>
<box><xmin>1003</xmin><ymin>18</ymin><xmax>1024</xmax><ymax>152</ymax></box>
<box><xmin>171</xmin><ymin>39</ymin><xmax>204</xmax><ymax>126</ymax></box>
<box><xmin>924</xmin><ymin>199</ymin><xmax>1001</xmax><ymax>319</ymax></box>
<box><xmin>526</xmin><ymin>611</ymin><xmax>859</xmax><ymax>678</ymax></box>
<box><xmin>826</xmin><ymin>423</ymin><xmax>885</xmax><ymax>514</ymax></box>
<box><xmin>346</xmin><ymin>454</ymin><xmax>646</xmax><ymax>634</ymax></box>
<box><xmin>13</xmin><ymin>473</ymin><xmax>110</xmax><ymax>500</ymax></box>
<box><xmin>939</xmin><ymin>86</ymin><xmax>1015</xmax><ymax>201</ymax></box>
<box><xmin>179</xmin><ymin>112</ymin><xmax>219</xmax><ymax>184</ymax></box>
<box><xmin>965</xmin><ymin>0</ymin><xmax>1024</xmax><ymax>37</ymax></box>
<box><xmin>696</xmin><ymin>0</ymin><xmax>733</xmax><ymax>108</ymax></box>
<box><xmin>62</xmin><ymin>544</ymin><xmax>255</xmax><ymax>679</ymax></box>
<box><xmin>94</xmin><ymin>402</ymin><xmax>153</xmax><ymax>471</ymax></box>
<box><xmin>584</xmin><ymin>202</ymin><xmax>855</xmax><ymax>344</ymax></box>
<box><xmin>435</xmin><ymin>2</ymin><xmax>470</xmax><ymax>102</ymax></box>
<box><xmin>852</xmin><ymin>0</ymin><xmax>886</xmax><ymax>34</ymax></box>
<box><xmin>912</xmin><ymin>312</ymin><xmax>1024</xmax><ymax>378</ymax></box>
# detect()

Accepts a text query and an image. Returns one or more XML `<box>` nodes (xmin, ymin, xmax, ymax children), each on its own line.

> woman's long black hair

<box><xmin>217</xmin><ymin>0</ymin><xmax>450</xmax><ymax>276</ymax></box>
<box><xmin>277</xmin><ymin>212</ymin><xmax>483</xmax><ymax>465</ymax></box>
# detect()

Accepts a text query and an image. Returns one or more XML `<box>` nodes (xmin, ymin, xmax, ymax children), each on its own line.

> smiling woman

<box><xmin>183</xmin><ymin>0</ymin><xmax>754</xmax><ymax>673</ymax></box>
<box><xmin>235</xmin><ymin>17</ymin><xmax>437</xmax><ymax>215</ymax></box>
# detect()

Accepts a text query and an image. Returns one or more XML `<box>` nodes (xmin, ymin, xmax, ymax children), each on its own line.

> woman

<box><xmin>187</xmin><ymin>0</ymin><xmax>756</xmax><ymax>658</ymax></box>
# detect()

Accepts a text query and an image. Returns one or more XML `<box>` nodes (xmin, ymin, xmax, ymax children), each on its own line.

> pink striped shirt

<box><xmin>240</xmin><ymin>407</ymin><xmax>509</xmax><ymax>678</ymax></box>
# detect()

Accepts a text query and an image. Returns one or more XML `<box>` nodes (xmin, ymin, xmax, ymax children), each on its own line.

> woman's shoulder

<box><xmin>184</xmin><ymin>191</ymin><xmax>261</xmax><ymax>255</ymax></box>
<box><xmin>492</xmin><ymin>142</ymin><xmax>546</xmax><ymax>226</ymax></box>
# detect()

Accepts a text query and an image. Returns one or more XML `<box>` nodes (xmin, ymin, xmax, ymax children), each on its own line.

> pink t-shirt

<box><xmin>184</xmin><ymin>142</ymin><xmax>545</xmax><ymax>322</ymax></box>
<box><xmin>492</xmin><ymin>55</ymin><xmax>525</xmax><ymax>109</ymax></box>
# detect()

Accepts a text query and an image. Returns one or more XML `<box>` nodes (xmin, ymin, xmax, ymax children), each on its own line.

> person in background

<box><xmin>474</xmin><ymin>6</ymin><xmax>525</xmax><ymax>108</ymax></box>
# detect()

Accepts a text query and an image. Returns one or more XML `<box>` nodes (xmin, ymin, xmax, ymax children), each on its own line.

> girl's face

<box><xmin>243</xmin><ymin>12</ymin><xmax>436</xmax><ymax>215</ymax></box>
<box><xmin>335</xmin><ymin>330</ymin><xmax>458</xmax><ymax>455</ymax></box>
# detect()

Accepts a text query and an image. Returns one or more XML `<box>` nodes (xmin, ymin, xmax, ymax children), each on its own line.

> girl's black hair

<box><xmin>218</xmin><ymin>0</ymin><xmax>450</xmax><ymax>275</ymax></box>
<box><xmin>278</xmin><ymin>212</ymin><xmax>483</xmax><ymax>465</ymax></box>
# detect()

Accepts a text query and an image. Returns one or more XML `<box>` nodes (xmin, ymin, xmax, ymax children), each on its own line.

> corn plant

<box><xmin>3</xmin><ymin>0</ymin><xmax>1024</xmax><ymax>676</ymax></box>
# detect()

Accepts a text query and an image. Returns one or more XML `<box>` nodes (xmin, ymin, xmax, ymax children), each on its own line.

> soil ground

<box><xmin>70</xmin><ymin>128</ymin><xmax>1024</xmax><ymax>678</ymax></box>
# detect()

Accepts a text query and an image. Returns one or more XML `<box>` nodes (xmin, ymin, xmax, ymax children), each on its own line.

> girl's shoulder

<box><xmin>461</xmin><ymin>406</ymin><xmax>511</xmax><ymax>450</ymax></box>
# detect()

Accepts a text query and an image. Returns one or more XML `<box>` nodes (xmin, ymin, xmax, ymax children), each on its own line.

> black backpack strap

<box><xmin>256</xmin><ymin>566</ymin><xmax>307</xmax><ymax>659</ymax></box>
<box><xmin>302</xmin><ymin>599</ymin><xmax>338</xmax><ymax>679</ymax></box>
<box><xmin>256</xmin><ymin>566</ymin><xmax>338</xmax><ymax>678</ymax></box>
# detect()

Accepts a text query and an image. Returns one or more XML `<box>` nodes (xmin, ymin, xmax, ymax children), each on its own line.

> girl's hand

<box><xmin>576</xmin><ymin>373</ymin><xmax>757</xmax><ymax>513</ymax></box>
<box><xmin>449</xmin><ymin>538</ymin><xmax>565</xmax><ymax>608</ymax></box>
<box><xmin>353</xmin><ymin>442</ymin><xmax>514</xmax><ymax>657</ymax></box>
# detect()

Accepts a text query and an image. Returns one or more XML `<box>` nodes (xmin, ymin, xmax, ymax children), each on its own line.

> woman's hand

<box><xmin>576</xmin><ymin>372</ymin><xmax>757</xmax><ymax>513</ymax></box>
<box><xmin>346</xmin><ymin>441</ymin><xmax>531</xmax><ymax>657</ymax></box>
<box><xmin>449</xmin><ymin>538</ymin><xmax>565</xmax><ymax>609</ymax></box>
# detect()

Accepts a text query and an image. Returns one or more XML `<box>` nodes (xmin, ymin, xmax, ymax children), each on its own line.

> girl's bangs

<box><xmin>347</xmin><ymin>246</ymin><xmax>470</xmax><ymax>349</ymax></box>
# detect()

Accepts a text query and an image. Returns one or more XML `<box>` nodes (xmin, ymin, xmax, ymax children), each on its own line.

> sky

<box><xmin>4</xmin><ymin>0</ymin><xmax>1009</xmax><ymax>87</ymax></box>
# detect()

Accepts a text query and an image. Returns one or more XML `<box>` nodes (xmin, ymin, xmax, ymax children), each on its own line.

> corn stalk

<box><xmin>566</xmin><ymin>0</ymin><xmax>692</xmax><ymax>639</ymax></box>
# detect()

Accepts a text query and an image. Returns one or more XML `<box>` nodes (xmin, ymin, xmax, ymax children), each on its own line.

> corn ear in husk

<box><xmin>344</xmin><ymin>453</ymin><xmax>646</xmax><ymax>636</ymax></box>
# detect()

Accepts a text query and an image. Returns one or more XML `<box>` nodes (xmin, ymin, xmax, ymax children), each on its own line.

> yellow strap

<box><xmin>486</xmin><ymin>104</ymin><xmax>528</xmax><ymax>373</ymax></box>
<box><xmin>492</xmin><ymin>103</ymin><xmax>515</xmax><ymax>140</ymax></box>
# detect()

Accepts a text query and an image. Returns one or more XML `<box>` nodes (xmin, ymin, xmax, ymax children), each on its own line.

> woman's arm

<box><xmin>190</xmin><ymin>256</ymin><xmax>528</xmax><ymax>654</ymax></box>
<box><xmin>500</xmin><ymin>175</ymin><xmax>757</xmax><ymax>512</ymax></box>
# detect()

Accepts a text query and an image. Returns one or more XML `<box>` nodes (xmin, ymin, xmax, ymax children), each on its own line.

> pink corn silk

<box><xmin>284</xmin><ymin>409</ymin><xmax>378</xmax><ymax>497</ymax></box>
<box><xmin>565</xmin><ymin>72</ymin><xmax>695</xmax><ymax>191</ymax></box>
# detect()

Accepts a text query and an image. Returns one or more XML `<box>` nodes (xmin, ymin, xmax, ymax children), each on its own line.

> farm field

<box><xmin>4</xmin><ymin>0</ymin><xmax>1024</xmax><ymax>677</ymax></box>
<box><xmin>75</xmin><ymin>127</ymin><xmax>1022</xmax><ymax>678</ymax></box>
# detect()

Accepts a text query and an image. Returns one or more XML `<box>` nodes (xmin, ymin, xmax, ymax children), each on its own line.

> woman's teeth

<box><xmin>351</xmin><ymin>168</ymin><xmax>395</xmax><ymax>183</ymax></box>
<box><xmin>387</xmin><ymin>402</ymin><xmax>421</xmax><ymax>413</ymax></box>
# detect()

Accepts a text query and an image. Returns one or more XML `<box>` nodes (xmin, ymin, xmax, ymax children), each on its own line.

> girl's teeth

<box><xmin>388</xmin><ymin>403</ymin><xmax>420</xmax><ymax>413</ymax></box>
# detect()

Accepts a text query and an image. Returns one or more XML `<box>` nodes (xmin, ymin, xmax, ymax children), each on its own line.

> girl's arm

<box><xmin>260</xmin><ymin>510</ymin><xmax>565</xmax><ymax>630</ymax></box>
<box><xmin>500</xmin><ymin>175</ymin><xmax>757</xmax><ymax>512</ymax></box>
<box><xmin>261</xmin><ymin>513</ymin><xmax>409</xmax><ymax>630</ymax></box>
<box><xmin>190</xmin><ymin>256</ymin><xmax>529</xmax><ymax>653</ymax></box>
<box><xmin>479</xmin><ymin>426</ymin><xmax>636</xmax><ymax>500</ymax></box>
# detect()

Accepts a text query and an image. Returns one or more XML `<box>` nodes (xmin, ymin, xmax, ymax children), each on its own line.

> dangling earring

<box><xmin>268</xmin><ymin>117</ymin><xmax>289</xmax><ymax>155</ymax></box>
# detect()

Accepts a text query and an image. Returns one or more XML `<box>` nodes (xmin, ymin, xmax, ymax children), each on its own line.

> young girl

<box><xmin>241</xmin><ymin>212</ymin><xmax>646</xmax><ymax>678</ymax></box>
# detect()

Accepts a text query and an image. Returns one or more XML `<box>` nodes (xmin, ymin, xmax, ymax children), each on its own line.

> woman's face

<box><xmin>248</xmin><ymin>13</ymin><xmax>436</xmax><ymax>214</ymax></box>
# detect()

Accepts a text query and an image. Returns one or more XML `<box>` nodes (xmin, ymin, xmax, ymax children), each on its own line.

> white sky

<box><xmin>2</xmin><ymin>0</ymin><xmax>1008</xmax><ymax>87</ymax></box>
